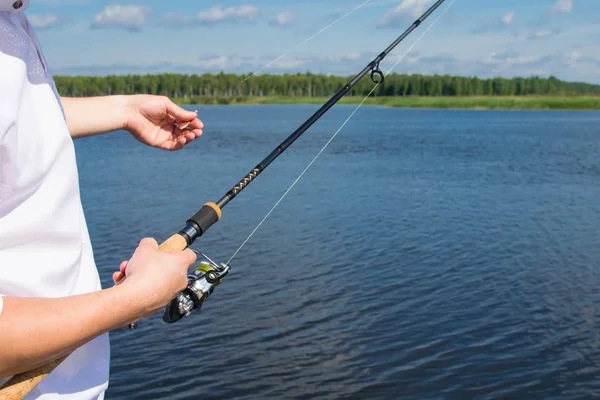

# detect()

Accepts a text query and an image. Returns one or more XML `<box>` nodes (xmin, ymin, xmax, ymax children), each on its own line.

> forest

<box><xmin>53</xmin><ymin>72</ymin><xmax>600</xmax><ymax>99</ymax></box>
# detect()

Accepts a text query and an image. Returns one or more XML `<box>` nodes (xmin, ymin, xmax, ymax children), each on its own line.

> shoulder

<box><xmin>0</xmin><ymin>3</ymin><xmax>49</xmax><ymax>107</ymax></box>
<box><xmin>0</xmin><ymin>12</ymin><xmax>29</xmax><ymax>135</ymax></box>
<box><xmin>0</xmin><ymin>7</ymin><xmax>37</xmax><ymax>145</ymax></box>
<box><xmin>0</xmin><ymin>0</ymin><xmax>59</xmax><ymax>137</ymax></box>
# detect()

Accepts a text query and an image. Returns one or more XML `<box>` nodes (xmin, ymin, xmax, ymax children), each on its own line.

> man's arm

<box><xmin>60</xmin><ymin>95</ymin><xmax>204</xmax><ymax>150</ymax></box>
<box><xmin>60</xmin><ymin>96</ymin><xmax>129</xmax><ymax>139</ymax></box>
<box><xmin>0</xmin><ymin>238</ymin><xmax>196</xmax><ymax>379</ymax></box>
<box><xmin>0</xmin><ymin>284</ymin><xmax>142</xmax><ymax>378</ymax></box>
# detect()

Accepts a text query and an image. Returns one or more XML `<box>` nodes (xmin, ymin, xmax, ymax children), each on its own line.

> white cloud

<box><xmin>271</xmin><ymin>59</ymin><xmax>308</xmax><ymax>69</ymax></box>
<box><xmin>377</xmin><ymin>0</ymin><xmax>434</xmax><ymax>27</ymax></box>
<box><xmin>35</xmin><ymin>0</ymin><xmax>90</xmax><ymax>5</ymax></box>
<box><xmin>160</xmin><ymin>12</ymin><xmax>193</xmax><ymax>27</ymax></box>
<box><xmin>270</xmin><ymin>11</ymin><xmax>295</xmax><ymax>27</ymax></box>
<box><xmin>28</xmin><ymin>13</ymin><xmax>65</xmax><ymax>30</ymax></box>
<box><xmin>199</xmin><ymin>55</ymin><xmax>229</xmax><ymax>69</ymax></box>
<box><xmin>552</xmin><ymin>0</ymin><xmax>573</xmax><ymax>13</ymax></box>
<box><xmin>528</xmin><ymin>29</ymin><xmax>556</xmax><ymax>39</ymax></box>
<box><xmin>471</xmin><ymin>10</ymin><xmax>516</xmax><ymax>33</ymax></box>
<box><xmin>565</xmin><ymin>51</ymin><xmax>582</xmax><ymax>67</ymax></box>
<box><xmin>160</xmin><ymin>6</ymin><xmax>260</xmax><ymax>28</ymax></box>
<box><xmin>336</xmin><ymin>52</ymin><xmax>362</xmax><ymax>62</ymax></box>
<box><xmin>91</xmin><ymin>4</ymin><xmax>150</xmax><ymax>32</ymax></box>
<box><xmin>49</xmin><ymin>48</ymin><xmax>600</xmax><ymax>86</ymax></box>
<box><xmin>194</xmin><ymin>54</ymin><xmax>308</xmax><ymax>70</ymax></box>
<box><xmin>476</xmin><ymin>51</ymin><xmax>557</xmax><ymax>80</ymax></box>
<box><xmin>501</xmin><ymin>11</ymin><xmax>515</xmax><ymax>25</ymax></box>
<box><xmin>196</xmin><ymin>5</ymin><xmax>259</xmax><ymax>24</ymax></box>
<box><xmin>534</xmin><ymin>29</ymin><xmax>553</xmax><ymax>38</ymax></box>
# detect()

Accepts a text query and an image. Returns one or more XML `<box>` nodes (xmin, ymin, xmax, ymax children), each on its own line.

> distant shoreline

<box><xmin>174</xmin><ymin>96</ymin><xmax>600</xmax><ymax>111</ymax></box>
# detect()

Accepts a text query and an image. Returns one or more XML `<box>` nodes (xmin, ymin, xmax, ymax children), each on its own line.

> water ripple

<box><xmin>73</xmin><ymin>107</ymin><xmax>600</xmax><ymax>399</ymax></box>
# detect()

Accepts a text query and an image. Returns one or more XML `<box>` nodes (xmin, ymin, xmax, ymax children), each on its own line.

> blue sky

<box><xmin>28</xmin><ymin>0</ymin><xmax>600</xmax><ymax>83</ymax></box>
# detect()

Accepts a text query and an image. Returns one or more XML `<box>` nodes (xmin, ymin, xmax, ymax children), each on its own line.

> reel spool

<box><xmin>162</xmin><ymin>253</ymin><xmax>230</xmax><ymax>323</ymax></box>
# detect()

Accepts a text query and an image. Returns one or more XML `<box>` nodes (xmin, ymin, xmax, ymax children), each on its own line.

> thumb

<box><xmin>139</xmin><ymin>237</ymin><xmax>159</xmax><ymax>249</ymax></box>
<box><xmin>165</xmin><ymin>99</ymin><xmax>198</xmax><ymax>122</ymax></box>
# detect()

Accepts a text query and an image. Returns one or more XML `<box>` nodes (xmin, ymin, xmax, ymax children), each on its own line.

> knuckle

<box><xmin>186</xmin><ymin>249</ymin><xmax>197</xmax><ymax>263</ymax></box>
<box><xmin>140</xmin><ymin>237</ymin><xmax>158</xmax><ymax>247</ymax></box>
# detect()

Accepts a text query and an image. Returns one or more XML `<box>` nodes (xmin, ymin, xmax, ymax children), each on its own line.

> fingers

<box><xmin>178</xmin><ymin>117</ymin><xmax>204</xmax><ymax>132</ymax></box>
<box><xmin>160</xmin><ymin>140</ymin><xmax>185</xmax><ymax>152</ymax></box>
<box><xmin>113</xmin><ymin>261</ymin><xmax>128</xmax><ymax>285</ymax></box>
<box><xmin>177</xmin><ymin>131</ymin><xmax>201</xmax><ymax>145</ymax></box>
<box><xmin>179</xmin><ymin>248</ymin><xmax>197</xmax><ymax>266</ymax></box>
<box><xmin>167</xmin><ymin>141</ymin><xmax>186</xmax><ymax>152</ymax></box>
<box><xmin>139</xmin><ymin>237</ymin><xmax>159</xmax><ymax>249</ymax></box>
<box><xmin>174</xmin><ymin>121</ymin><xmax>203</xmax><ymax>141</ymax></box>
<box><xmin>138</xmin><ymin>236</ymin><xmax>195</xmax><ymax>264</ymax></box>
<box><xmin>133</xmin><ymin>236</ymin><xmax>195</xmax><ymax>270</ymax></box>
<box><xmin>191</xmin><ymin>128</ymin><xmax>203</xmax><ymax>139</ymax></box>
<box><xmin>160</xmin><ymin>134</ymin><xmax>197</xmax><ymax>152</ymax></box>
<box><xmin>113</xmin><ymin>271</ymin><xmax>126</xmax><ymax>285</ymax></box>
<box><xmin>161</xmin><ymin>102</ymin><xmax>204</xmax><ymax>151</ymax></box>
<box><xmin>184</xmin><ymin>117</ymin><xmax>204</xmax><ymax>130</ymax></box>
<box><xmin>165</xmin><ymin>100</ymin><xmax>203</xmax><ymax>127</ymax></box>
<box><xmin>183</xmin><ymin>131</ymin><xmax>197</xmax><ymax>142</ymax></box>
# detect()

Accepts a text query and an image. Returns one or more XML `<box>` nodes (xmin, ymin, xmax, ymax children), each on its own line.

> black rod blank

<box><xmin>215</xmin><ymin>0</ymin><xmax>446</xmax><ymax>210</ymax></box>
<box><xmin>181</xmin><ymin>0</ymin><xmax>447</xmax><ymax>244</ymax></box>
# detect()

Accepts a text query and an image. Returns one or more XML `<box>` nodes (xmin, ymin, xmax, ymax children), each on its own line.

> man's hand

<box><xmin>61</xmin><ymin>95</ymin><xmax>203</xmax><ymax>148</ymax></box>
<box><xmin>123</xmin><ymin>95</ymin><xmax>204</xmax><ymax>151</ymax></box>
<box><xmin>116</xmin><ymin>238</ymin><xmax>197</xmax><ymax>317</ymax></box>
<box><xmin>0</xmin><ymin>238</ymin><xmax>197</xmax><ymax>379</ymax></box>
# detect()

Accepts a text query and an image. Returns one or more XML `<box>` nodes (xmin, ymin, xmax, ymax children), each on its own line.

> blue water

<box><xmin>75</xmin><ymin>105</ymin><xmax>600</xmax><ymax>399</ymax></box>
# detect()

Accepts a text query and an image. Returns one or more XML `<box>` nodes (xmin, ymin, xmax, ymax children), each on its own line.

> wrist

<box><xmin>113</xmin><ymin>95</ymin><xmax>134</xmax><ymax>132</ymax></box>
<box><xmin>110</xmin><ymin>278</ymin><xmax>149</xmax><ymax>322</ymax></box>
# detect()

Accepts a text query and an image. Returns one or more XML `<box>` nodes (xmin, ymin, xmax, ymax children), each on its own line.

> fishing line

<box><xmin>227</xmin><ymin>0</ymin><xmax>456</xmax><ymax>265</ymax></box>
<box><xmin>241</xmin><ymin>0</ymin><xmax>372</xmax><ymax>83</ymax></box>
<box><xmin>3</xmin><ymin>3</ymin><xmax>460</xmax><ymax>398</ymax></box>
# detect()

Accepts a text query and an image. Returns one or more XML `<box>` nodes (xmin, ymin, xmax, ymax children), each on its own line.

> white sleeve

<box><xmin>0</xmin><ymin>16</ymin><xmax>24</xmax><ymax>310</ymax></box>
<box><xmin>0</xmin><ymin>17</ymin><xmax>23</xmax><ymax>143</ymax></box>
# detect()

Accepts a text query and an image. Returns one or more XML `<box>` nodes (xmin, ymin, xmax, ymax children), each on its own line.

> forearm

<box><xmin>0</xmin><ymin>282</ymin><xmax>143</xmax><ymax>378</ymax></box>
<box><xmin>60</xmin><ymin>96</ymin><xmax>129</xmax><ymax>139</ymax></box>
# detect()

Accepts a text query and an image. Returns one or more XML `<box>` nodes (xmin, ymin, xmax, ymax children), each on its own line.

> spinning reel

<box><xmin>162</xmin><ymin>252</ymin><xmax>230</xmax><ymax>323</ymax></box>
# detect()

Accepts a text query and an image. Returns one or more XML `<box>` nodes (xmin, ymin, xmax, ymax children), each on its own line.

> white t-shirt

<box><xmin>0</xmin><ymin>1</ymin><xmax>110</xmax><ymax>398</ymax></box>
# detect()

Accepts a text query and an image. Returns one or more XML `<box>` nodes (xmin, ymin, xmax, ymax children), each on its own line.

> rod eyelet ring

<box><xmin>371</xmin><ymin>67</ymin><xmax>384</xmax><ymax>84</ymax></box>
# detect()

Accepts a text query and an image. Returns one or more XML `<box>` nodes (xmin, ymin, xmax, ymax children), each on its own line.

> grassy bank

<box><xmin>176</xmin><ymin>95</ymin><xmax>600</xmax><ymax>110</ymax></box>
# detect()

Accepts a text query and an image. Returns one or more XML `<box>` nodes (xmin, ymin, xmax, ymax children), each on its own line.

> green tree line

<box><xmin>53</xmin><ymin>72</ymin><xmax>600</xmax><ymax>98</ymax></box>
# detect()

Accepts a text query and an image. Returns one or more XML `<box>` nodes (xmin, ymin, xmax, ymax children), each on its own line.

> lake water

<box><xmin>75</xmin><ymin>105</ymin><xmax>600</xmax><ymax>399</ymax></box>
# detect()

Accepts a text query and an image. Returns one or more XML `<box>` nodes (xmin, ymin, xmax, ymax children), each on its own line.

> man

<box><xmin>0</xmin><ymin>1</ymin><xmax>203</xmax><ymax>398</ymax></box>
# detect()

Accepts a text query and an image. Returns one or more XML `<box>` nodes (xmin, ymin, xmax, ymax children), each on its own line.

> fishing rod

<box><xmin>163</xmin><ymin>0</ymin><xmax>447</xmax><ymax>323</ymax></box>
<box><xmin>1</xmin><ymin>0</ymin><xmax>447</xmax><ymax>398</ymax></box>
